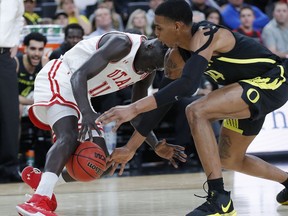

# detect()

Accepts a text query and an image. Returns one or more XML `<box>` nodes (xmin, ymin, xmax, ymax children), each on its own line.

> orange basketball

<box><xmin>66</xmin><ymin>141</ymin><xmax>106</xmax><ymax>182</ymax></box>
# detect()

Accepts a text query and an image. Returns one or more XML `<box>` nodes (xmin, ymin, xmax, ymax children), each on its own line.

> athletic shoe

<box><xmin>21</xmin><ymin>166</ymin><xmax>57</xmax><ymax>211</ymax></box>
<box><xmin>16</xmin><ymin>194</ymin><xmax>57</xmax><ymax>216</ymax></box>
<box><xmin>21</xmin><ymin>166</ymin><xmax>42</xmax><ymax>190</ymax></box>
<box><xmin>186</xmin><ymin>190</ymin><xmax>237</xmax><ymax>216</ymax></box>
<box><xmin>276</xmin><ymin>188</ymin><xmax>288</xmax><ymax>205</ymax></box>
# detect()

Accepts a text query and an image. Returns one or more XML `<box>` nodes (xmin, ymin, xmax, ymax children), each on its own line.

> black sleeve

<box><xmin>154</xmin><ymin>53</ymin><xmax>208</xmax><ymax>107</ymax></box>
<box><xmin>132</xmin><ymin>77</ymin><xmax>175</xmax><ymax>137</ymax></box>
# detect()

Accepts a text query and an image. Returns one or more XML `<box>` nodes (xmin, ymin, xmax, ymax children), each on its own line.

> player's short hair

<box><xmin>155</xmin><ymin>0</ymin><xmax>193</xmax><ymax>26</ymax></box>
<box><xmin>23</xmin><ymin>32</ymin><xmax>47</xmax><ymax>46</ymax></box>
<box><xmin>64</xmin><ymin>23</ymin><xmax>84</xmax><ymax>37</ymax></box>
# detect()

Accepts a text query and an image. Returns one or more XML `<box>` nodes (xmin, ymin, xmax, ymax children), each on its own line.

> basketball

<box><xmin>65</xmin><ymin>141</ymin><xmax>106</xmax><ymax>182</ymax></box>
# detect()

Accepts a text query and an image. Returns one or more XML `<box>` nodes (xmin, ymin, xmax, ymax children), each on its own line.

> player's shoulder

<box><xmin>102</xmin><ymin>32</ymin><xmax>131</xmax><ymax>42</ymax></box>
<box><xmin>191</xmin><ymin>21</ymin><xmax>233</xmax><ymax>53</ymax></box>
<box><xmin>192</xmin><ymin>21</ymin><xmax>224</xmax><ymax>40</ymax></box>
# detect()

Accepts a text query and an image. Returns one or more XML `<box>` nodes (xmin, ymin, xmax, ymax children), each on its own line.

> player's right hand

<box><xmin>106</xmin><ymin>146</ymin><xmax>136</xmax><ymax>176</ymax></box>
<box><xmin>79</xmin><ymin>110</ymin><xmax>102</xmax><ymax>141</ymax></box>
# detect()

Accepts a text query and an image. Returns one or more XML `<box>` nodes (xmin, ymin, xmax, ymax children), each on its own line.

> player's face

<box><xmin>26</xmin><ymin>40</ymin><xmax>45</xmax><ymax>66</ymax></box>
<box><xmin>154</xmin><ymin>15</ymin><xmax>178</xmax><ymax>48</ymax></box>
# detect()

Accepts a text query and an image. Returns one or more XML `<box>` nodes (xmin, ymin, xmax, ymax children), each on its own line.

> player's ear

<box><xmin>175</xmin><ymin>21</ymin><xmax>184</xmax><ymax>31</ymax></box>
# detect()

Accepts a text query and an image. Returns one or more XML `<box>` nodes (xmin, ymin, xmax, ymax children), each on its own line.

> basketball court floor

<box><xmin>1</xmin><ymin>162</ymin><xmax>288</xmax><ymax>216</ymax></box>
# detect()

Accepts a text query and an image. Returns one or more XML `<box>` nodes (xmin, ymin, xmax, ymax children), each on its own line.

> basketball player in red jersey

<box><xmin>16</xmin><ymin>31</ymin><xmax>187</xmax><ymax>216</ymax></box>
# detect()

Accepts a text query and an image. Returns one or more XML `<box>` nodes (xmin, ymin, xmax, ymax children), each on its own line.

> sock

<box><xmin>281</xmin><ymin>174</ymin><xmax>288</xmax><ymax>188</ymax></box>
<box><xmin>35</xmin><ymin>172</ymin><xmax>58</xmax><ymax>198</ymax></box>
<box><xmin>56</xmin><ymin>173</ymin><xmax>67</xmax><ymax>187</ymax></box>
<box><xmin>208</xmin><ymin>178</ymin><xmax>225</xmax><ymax>193</ymax></box>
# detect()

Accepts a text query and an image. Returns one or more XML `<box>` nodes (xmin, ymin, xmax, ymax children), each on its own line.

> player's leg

<box><xmin>17</xmin><ymin>106</ymin><xmax>79</xmax><ymax>215</ymax></box>
<box><xmin>186</xmin><ymin>83</ymin><xmax>250</xmax><ymax>178</ymax></box>
<box><xmin>219</xmin><ymin>125</ymin><xmax>288</xmax><ymax>205</ymax></box>
<box><xmin>185</xmin><ymin>83</ymin><xmax>249</xmax><ymax>216</ymax></box>
<box><xmin>220</xmin><ymin>126</ymin><xmax>287</xmax><ymax>182</ymax></box>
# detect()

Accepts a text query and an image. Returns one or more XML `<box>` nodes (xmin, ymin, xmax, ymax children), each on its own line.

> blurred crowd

<box><xmin>0</xmin><ymin>0</ymin><xmax>288</xmax><ymax>183</ymax></box>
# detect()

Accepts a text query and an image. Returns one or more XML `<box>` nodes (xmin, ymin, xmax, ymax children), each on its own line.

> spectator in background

<box><xmin>16</xmin><ymin>32</ymin><xmax>49</xmax><ymax>169</ymax></box>
<box><xmin>193</xmin><ymin>10</ymin><xmax>206</xmax><ymax>22</ymax></box>
<box><xmin>59</xmin><ymin>0</ymin><xmax>91</xmax><ymax>35</ymax></box>
<box><xmin>23</xmin><ymin>0</ymin><xmax>41</xmax><ymax>25</ymax></box>
<box><xmin>205</xmin><ymin>8</ymin><xmax>223</xmax><ymax>25</ymax></box>
<box><xmin>262</xmin><ymin>2</ymin><xmax>288</xmax><ymax>59</ymax></box>
<box><xmin>146</xmin><ymin>0</ymin><xmax>165</xmax><ymax>28</ymax></box>
<box><xmin>88</xmin><ymin>7</ymin><xmax>115</xmax><ymax>38</ymax></box>
<box><xmin>113</xmin><ymin>0</ymin><xmax>129</xmax><ymax>26</ymax></box>
<box><xmin>191</xmin><ymin>0</ymin><xmax>217</xmax><ymax>15</ymax></box>
<box><xmin>221</xmin><ymin>0</ymin><xmax>269</xmax><ymax>30</ymax></box>
<box><xmin>49</xmin><ymin>24</ymin><xmax>84</xmax><ymax>60</ymax></box>
<box><xmin>98</xmin><ymin>0</ymin><xmax>124</xmax><ymax>32</ymax></box>
<box><xmin>126</xmin><ymin>9</ymin><xmax>153</xmax><ymax>37</ymax></box>
<box><xmin>0</xmin><ymin>0</ymin><xmax>24</xmax><ymax>183</ymax></box>
<box><xmin>17</xmin><ymin>32</ymin><xmax>48</xmax><ymax>115</ymax></box>
<box><xmin>53</xmin><ymin>10</ymin><xmax>69</xmax><ymax>28</ymax></box>
<box><xmin>234</xmin><ymin>6</ymin><xmax>262</xmax><ymax>44</ymax></box>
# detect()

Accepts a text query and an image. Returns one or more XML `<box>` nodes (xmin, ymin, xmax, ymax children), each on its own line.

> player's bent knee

<box><xmin>185</xmin><ymin>102</ymin><xmax>206</xmax><ymax>123</ymax></box>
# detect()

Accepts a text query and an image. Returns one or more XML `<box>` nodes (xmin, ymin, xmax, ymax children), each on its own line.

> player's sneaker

<box><xmin>21</xmin><ymin>166</ymin><xmax>42</xmax><ymax>190</ymax></box>
<box><xmin>186</xmin><ymin>190</ymin><xmax>237</xmax><ymax>216</ymax></box>
<box><xmin>276</xmin><ymin>188</ymin><xmax>288</xmax><ymax>205</ymax></box>
<box><xmin>16</xmin><ymin>194</ymin><xmax>57</xmax><ymax>216</ymax></box>
<box><xmin>21</xmin><ymin>166</ymin><xmax>57</xmax><ymax>211</ymax></box>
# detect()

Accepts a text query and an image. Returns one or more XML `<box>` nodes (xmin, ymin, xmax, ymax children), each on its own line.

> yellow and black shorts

<box><xmin>224</xmin><ymin>61</ymin><xmax>288</xmax><ymax>136</ymax></box>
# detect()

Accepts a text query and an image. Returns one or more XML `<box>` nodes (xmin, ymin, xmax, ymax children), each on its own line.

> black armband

<box><xmin>132</xmin><ymin>77</ymin><xmax>175</xmax><ymax>137</ymax></box>
<box><xmin>154</xmin><ymin>54</ymin><xmax>208</xmax><ymax>107</ymax></box>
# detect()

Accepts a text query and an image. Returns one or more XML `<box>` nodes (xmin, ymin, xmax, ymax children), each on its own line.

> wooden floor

<box><xmin>1</xmin><ymin>163</ymin><xmax>288</xmax><ymax>216</ymax></box>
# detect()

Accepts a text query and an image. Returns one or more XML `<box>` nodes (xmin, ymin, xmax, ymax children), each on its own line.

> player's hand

<box><xmin>79</xmin><ymin>110</ymin><xmax>102</xmax><ymax>141</ymax></box>
<box><xmin>155</xmin><ymin>139</ymin><xmax>187</xmax><ymax>168</ymax></box>
<box><xmin>106</xmin><ymin>146</ymin><xmax>136</xmax><ymax>176</ymax></box>
<box><xmin>96</xmin><ymin>104</ymin><xmax>138</xmax><ymax>132</ymax></box>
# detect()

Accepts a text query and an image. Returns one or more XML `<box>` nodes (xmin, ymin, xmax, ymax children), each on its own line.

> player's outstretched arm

<box><xmin>96</xmin><ymin>95</ymin><xmax>158</xmax><ymax>131</ymax></box>
<box><xmin>107</xmin><ymin>127</ymin><xmax>187</xmax><ymax>176</ymax></box>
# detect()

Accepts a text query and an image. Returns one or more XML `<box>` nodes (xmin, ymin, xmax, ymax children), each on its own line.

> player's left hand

<box><xmin>79</xmin><ymin>110</ymin><xmax>102</xmax><ymax>141</ymax></box>
<box><xmin>106</xmin><ymin>146</ymin><xmax>136</xmax><ymax>176</ymax></box>
<box><xmin>155</xmin><ymin>139</ymin><xmax>187</xmax><ymax>168</ymax></box>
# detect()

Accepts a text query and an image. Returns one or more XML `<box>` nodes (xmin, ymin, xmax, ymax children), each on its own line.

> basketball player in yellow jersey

<box><xmin>97</xmin><ymin>1</ymin><xmax>288</xmax><ymax>215</ymax></box>
<box><xmin>16</xmin><ymin>31</ymin><xmax>187</xmax><ymax>216</ymax></box>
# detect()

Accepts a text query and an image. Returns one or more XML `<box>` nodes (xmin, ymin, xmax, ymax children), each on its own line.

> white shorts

<box><xmin>28</xmin><ymin>59</ymin><xmax>103</xmax><ymax>138</ymax></box>
<box><xmin>29</xmin><ymin>59</ymin><xmax>81</xmax><ymax>130</ymax></box>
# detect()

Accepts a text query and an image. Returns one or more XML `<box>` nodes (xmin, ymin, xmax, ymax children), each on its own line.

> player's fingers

<box><xmin>79</xmin><ymin>127</ymin><xmax>88</xmax><ymax>141</ymax></box>
<box><xmin>92</xmin><ymin>124</ymin><xmax>102</xmax><ymax>136</ymax></box>
<box><xmin>174</xmin><ymin>153</ymin><xmax>187</xmax><ymax>162</ymax></box>
<box><xmin>97</xmin><ymin>111</ymin><xmax>116</xmax><ymax>124</ymax></box>
<box><xmin>174</xmin><ymin>145</ymin><xmax>186</xmax><ymax>151</ymax></box>
<box><xmin>170</xmin><ymin>158</ymin><xmax>178</xmax><ymax>168</ymax></box>
<box><xmin>106</xmin><ymin>160</ymin><xmax>113</xmax><ymax>170</ymax></box>
<box><xmin>118</xmin><ymin>163</ymin><xmax>126</xmax><ymax>176</ymax></box>
<box><xmin>173</xmin><ymin>151</ymin><xmax>187</xmax><ymax>161</ymax></box>
<box><xmin>175</xmin><ymin>150</ymin><xmax>187</xmax><ymax>159</ymax></box>
<box><xmin>88</xmin><ymin>129</ymin><xmax>93</xmax><ymax>142</ymax></box>
<box><xmin>109</xmin><ymin>162</ymin><xmax>119</xmax><ymax>176</ymax></box>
